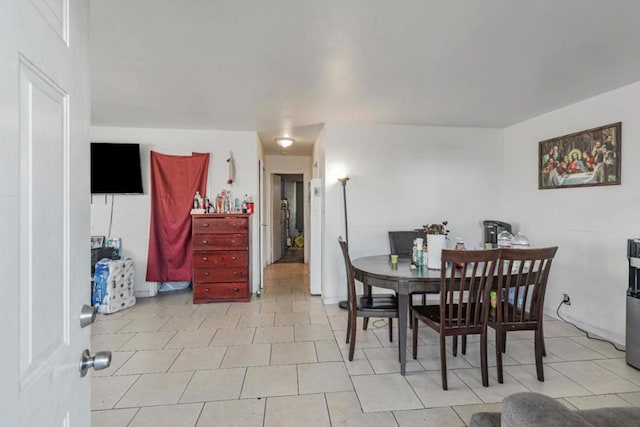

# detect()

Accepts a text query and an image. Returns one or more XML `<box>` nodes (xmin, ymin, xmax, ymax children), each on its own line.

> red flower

<box><xmin>227</xmin><ymin>179</ymin><xmax>233</xmax><ymax>184</ymax></box>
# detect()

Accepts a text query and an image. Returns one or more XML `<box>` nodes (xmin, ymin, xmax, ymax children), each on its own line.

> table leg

<box><xmin>363</xmin><ymin>278</ymin><xmax>372</xmax><ymax>297</ymax></box>
<box><xmin>398</xmin><ymin>290</ymin><xmax>409</xmax><ymax>376</ymax></box>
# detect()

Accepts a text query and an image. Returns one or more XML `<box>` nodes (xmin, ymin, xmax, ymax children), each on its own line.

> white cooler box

<box><xmin>92</xmin><ymin>258</ymin><xmax>136</xmax><ymax>314</ymax></box>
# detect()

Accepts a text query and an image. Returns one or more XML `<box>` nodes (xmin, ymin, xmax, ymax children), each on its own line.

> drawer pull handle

<box><xmin>202</xmin><ymin>240</ymin><xmax>208</xmax><ymax>244</ymax></box>
<box><xmin>205</xmin><ymin>288</ymin><xmax>210</xmax><ymax>293</ymax></box>
<box><xmin>231</xmin><ymin>240</ymin><xmax>236</xmax><ymax>244</ymax></box>
<box><xmin>203</xmin><ymin>223</ymin><xmax>210</xmax><ymax>227</ymax></box>
<box><xmin>233</xmin><ymin>272</ymin><xmax>239</xmax><ymax>276</ymax></box>
<box><xmin>202</xmin><ymin>256</ymin><xmax>208</xmax><ymax>261</ymax></box>
<box><xmin>231</xmin><ymin>223</ymin><xmax>238</xmax><ymax>227</ymax></box>
<box><xmin>233</xmin><ymin>287</ymin><xmax>239</xmax><ymax>292</ymax></box>
<box><xmin>204</xmin><ymin>271</ymin><xmax>210</xmax><ymax>276</ymax></box>
<box><xmin>231</xmin><ymin>256</ymin><xmax>237</xmax><ymax>260</ymax></box>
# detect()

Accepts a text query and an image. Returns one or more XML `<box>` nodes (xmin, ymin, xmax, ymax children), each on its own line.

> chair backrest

<box><xmin>439</xmin><ymin>249</ymin><xmax>502</xmax><ymax>331</ymax></box>
<box><xmin>338</xmin><ymin>237</ymin><xmax>357</xmax><ymax>313</ymax></box>
<box><xmin>496</xmin><ymin>247</ymin><xmax>558</xmax><ymax>326</ymax></box>
<box><xmin>388</xmin><ymin>230</ymin><xmax>422</xmax><ymax>255</ymax></box>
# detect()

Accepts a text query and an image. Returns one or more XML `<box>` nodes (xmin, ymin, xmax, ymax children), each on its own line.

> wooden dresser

<box><xmin>191</xmin><ymin>213</ymin><xmax>252</xmax><ymax>303</ymax></box>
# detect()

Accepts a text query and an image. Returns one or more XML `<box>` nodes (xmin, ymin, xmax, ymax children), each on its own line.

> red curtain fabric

<box><xmin>146</xmin><ymin>151</ymin><xmax>209</xmax><ymax>282</ymax></box>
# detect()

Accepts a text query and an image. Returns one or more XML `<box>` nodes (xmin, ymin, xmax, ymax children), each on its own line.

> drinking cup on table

<box><xmin>390</xmin><ymin>254</ymin><xmax>399</xmax><ymax>265</ymax></box>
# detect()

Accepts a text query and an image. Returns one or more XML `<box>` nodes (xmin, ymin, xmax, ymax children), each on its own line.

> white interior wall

<box><xmin>321</xmin><ymin>123</ymin><xmax>504</xmax><ymax>303</ymax></box>
<box><xmin>264</xmin><ymin>155</ymin><xmax>312</xmax><ymax>263</ymax></box>
<box><xmin>90</xmin><ymin>126</ymin><xmax>260</xmax><ymax>296</ymax></box>
<box><xmin>312</xmin><ymin>127</ymin><xmax>326</xmax><ymax>295</ymax></box>
<box><xmin>503</xmin><ymin>81</ymin><xmax>640</xmax><ymax>344</ymax></box>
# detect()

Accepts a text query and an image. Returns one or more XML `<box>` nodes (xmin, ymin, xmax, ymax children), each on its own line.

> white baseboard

<box><xmin>323</xmin><ymin>296</ymin><xmax>343</xmax><ymax>305</ymax></box>
<box><xmin>544</xmin><ymin>306</ymin><xmax>625</xmax><ymax>347</ymax></box>
<box><xmin>134</xmin><ymin>281</ymin><xmax>158</xmax><ymax>298</ymax></box>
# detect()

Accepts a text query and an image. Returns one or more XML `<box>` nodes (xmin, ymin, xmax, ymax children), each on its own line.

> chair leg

<box><xmin>495</xmin><ymin>328</ymin><xmax>504</xmax><ymax>384</ymax></box>
<box><xmin>440</xmin><ymin>334</ymin><xmax>448</xmax><ymax>390</ymax></box>
<box><xmin>461</xmin><ymin>335</ymin><xmax>467</xmax><ymax>355</ymax></box>
<box><xmin>412</xmin><ymin>314</ymin><xmax>418</xmax><ymax>360</ymax></box>
<box><xmin>408</xmin><ymin>296</ymin><xmax>412</xmax><ymax>329</ymax></box>
<box><xmin>501</xmin><ymin>330</ymin><xmax>507</xmax><ymax>353</ymax></box>
<box><xmin>348</xmin><ymin>313</ymin><xmax>357</xmax><ymax>361</ymax></box>
<box><xmin>480</xmin><ymin>331</ymin><xmax>489</xmax><ymax>387</ymax></box>
<box><xmin>534</xmin><ymin>328</ymin><xmax>545</xmax><ymax>382</ymax></box>
<box><xmin>388</xmin><ymin>318</ymin><xmax>393</xmax><ymax>343</ymax></box>
<box><xmin>345</xmin><ymin>312</ymin><xmax>351</xmax><ymax>344</ymax></box>
<box><xmin>541</xmin><ymin>322</ymin><xmax>547</xmax><ymax>357</ymax></box>
<box><xmin>421</xmin><ymin>294</ymin><xmax>426</xmax><ymax>305</ymax></box>
<box><xmin>452</xmin><ymin>335</ymin><xmax>458</xmax><ymax>357</ymax></box>
<box><xmin>363</xmin><ymin>317</ymin><xmax>369</xmax><ymax>330</ymax></box>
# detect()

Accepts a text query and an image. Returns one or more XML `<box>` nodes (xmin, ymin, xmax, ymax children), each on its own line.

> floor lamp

<box><xmin>338</xmin><ymin>176</ymin><xmax>350</xmax><ymax>310</ymax></box>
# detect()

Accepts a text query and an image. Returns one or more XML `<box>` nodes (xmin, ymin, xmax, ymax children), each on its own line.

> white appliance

<box><xmin>309</xmin><ymin>178</ymin><xmax>322</xmax><ymax>295</ymax></box>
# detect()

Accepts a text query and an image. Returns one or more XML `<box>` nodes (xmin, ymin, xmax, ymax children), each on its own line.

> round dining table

<box><xmin>351</xmin><ymin>255</ymin><xmax>443</xmax><ymax>375</ymax></box>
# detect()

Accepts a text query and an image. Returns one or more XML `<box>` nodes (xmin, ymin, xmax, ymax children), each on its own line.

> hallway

<box><xmin>91</xmin><ymin>263</ymin><xmax>640</xmax><ymax>426</ymax></box>
<box><xmin>274</xmin><ymin>246</ymin><xmax>304</xmax><ymax>264</ymax></box>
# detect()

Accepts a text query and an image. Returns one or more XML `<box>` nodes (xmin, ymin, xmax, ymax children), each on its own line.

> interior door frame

<box><xmin>258</xmin><ymin>159</ymin><xmax>264</xmax><ymax>288</ymax></box>
<box><xmin>270</xmin><ymin>173</ymin><xmax>282</xmax><ymax>263</ymax></box>
<box><xmin>267</xmin><ymin>170</ymin><xmax>308</xmax><ymax>265</ymax></box>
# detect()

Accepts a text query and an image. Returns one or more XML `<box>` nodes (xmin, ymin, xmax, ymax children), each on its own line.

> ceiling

<box><xmin>90</xmin><ymin>0</ymin><xmax>640</xmax><ymax>155</ymax></box>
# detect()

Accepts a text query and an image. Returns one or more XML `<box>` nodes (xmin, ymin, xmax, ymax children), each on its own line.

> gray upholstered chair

<box><xmin>388</xmin><ymin>230</ymin><xmax>430</xmax><ymax>305</ymax></box>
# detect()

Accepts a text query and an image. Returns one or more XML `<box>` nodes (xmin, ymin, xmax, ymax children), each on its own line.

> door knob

<box><xmin>79</xmin><ymin>349</ymin><xmax>111</xmax><ymax>377</ymax></box>
<box><xmin>80</xmin><ymin>304</ymin><xmax>96</xmax><ymax>328</ymax></box>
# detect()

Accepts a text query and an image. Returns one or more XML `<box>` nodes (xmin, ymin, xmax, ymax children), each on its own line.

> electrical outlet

<box><xmin>562</xmin><ymin>293</ymin><xmax>571</xmax><ymax>305</ymax></box>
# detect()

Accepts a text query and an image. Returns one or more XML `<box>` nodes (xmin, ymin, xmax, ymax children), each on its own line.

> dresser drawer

<box><xmin>192</xmin><ymin>251</ymin><xmax>247</xmax><ymax>267</ymax></box>
<box><xmin>193</xmin><ymin>217</ymin><xmax>247</xmax><ymax>234</ymax></box>
<box><xmin>193</xmin><ymin>283</ymin><xmax>249</xmax><ymax>302</ymax></box>
<box><xmin>192</xmin><ymin>234</ymin><xmax>247</xmax><ymax>250</ymax></box>
<box><xmin>193</xmin><ymin>266</ymin><xmax>248</xmax><ymax>283</ymax></box>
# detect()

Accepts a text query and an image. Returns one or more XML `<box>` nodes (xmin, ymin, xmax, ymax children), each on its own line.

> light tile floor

<box><xmin>91</xmin><ymin>263</ymin><xmax>639</xmax><ymax>426</ymax></box>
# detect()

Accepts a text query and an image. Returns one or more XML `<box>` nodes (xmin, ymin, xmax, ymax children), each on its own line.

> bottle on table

<box><xmin>193</xmin><ymin>191</ymin><xmax>203</xmax><ymax>209</ymax></box>
<box><xmin>455</xmin><ymin>237</ymin><xmax>466</xmax><ymax>269</ymax></box>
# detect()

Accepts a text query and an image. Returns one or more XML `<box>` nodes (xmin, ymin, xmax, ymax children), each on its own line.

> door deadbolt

<box><xmin>80</xmin><ymin>304</ymin><xmax>97</xmax><ymax>328</ymax></box>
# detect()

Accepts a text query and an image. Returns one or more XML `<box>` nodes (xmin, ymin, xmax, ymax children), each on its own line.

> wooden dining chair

<box><xmin>411</xmin><ymin>249</ymin><xmax>501</xmax><ymax>390</ymax></box>
<box><xmin>489</xmin><ymin>247</ymin><xmax>558</xmax><ymax>383</ymax></box>
<box><xmin>338</xmin><ymin>237</ymin><xmax>399</xmax><ymax>361</ymax></box>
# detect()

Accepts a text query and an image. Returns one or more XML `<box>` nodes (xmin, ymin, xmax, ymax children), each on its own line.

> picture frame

<box><xmin>91</xmin><ymin>235</ymin><xmax>105</xmax><ymax>249</ymax></box>
<box><xmin>538</xmin><ymin>122</ymin><xmax>621</xmax><ymax>190</ymax></box>
<box><xmin>106</xmin><ymin>237</ymin><xmax>121</xmax><ymax>257</ymax></box>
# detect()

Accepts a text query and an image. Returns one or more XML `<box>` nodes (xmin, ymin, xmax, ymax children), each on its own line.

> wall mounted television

<box><xmin>91</xmin><ymin>143</ymin><xmax>144</xmax><ymax>194</ymax></box>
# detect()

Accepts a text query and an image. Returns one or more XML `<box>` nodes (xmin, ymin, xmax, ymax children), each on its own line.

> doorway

<box><xmin>272</xmin><ymin>173</ymin><xmax>305</xmax><ymax>264</ymax></box>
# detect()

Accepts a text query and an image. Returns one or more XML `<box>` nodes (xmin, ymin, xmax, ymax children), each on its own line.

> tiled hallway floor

<box><xmin>91</xmin><ymin>263</ymin><xmax>640</xmax><ymax>426</ymax></box>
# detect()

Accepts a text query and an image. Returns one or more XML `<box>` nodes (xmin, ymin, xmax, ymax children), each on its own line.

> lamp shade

<box><xmin>276</xmin><ymin>137</ymin><xmax>294</xmax><ymax>148</ymax></box>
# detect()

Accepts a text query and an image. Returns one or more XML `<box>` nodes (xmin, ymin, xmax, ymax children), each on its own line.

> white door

<box><xmin>0</xmin><ymin>1</ymin><xmax>91</xmax><ymax>425</ymax></box>
<box><xmin>271</xmin><ymin>174</ymin><xmax>282</xmax><ymax>262</ymax></box>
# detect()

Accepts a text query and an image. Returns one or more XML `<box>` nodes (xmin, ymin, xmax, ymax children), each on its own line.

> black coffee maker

<box><xmin>483</xmin><ymin>220</ymin><xmax>512</xmax><ymax>248</ymax></box>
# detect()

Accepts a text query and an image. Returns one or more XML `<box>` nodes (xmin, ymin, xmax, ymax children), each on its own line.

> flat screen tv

<box><xmin>91</xmin><ymin>143</ymin><xmax>144</xmax><ymax>194</ymax></box>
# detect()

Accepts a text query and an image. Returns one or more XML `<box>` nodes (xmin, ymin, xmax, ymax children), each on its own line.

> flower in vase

<box><xmin>423</xmin><ymin>221</ymin><xmax>450</xmax><ymax>236</ymax></box>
